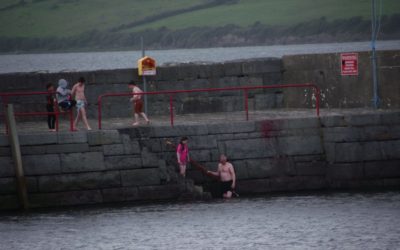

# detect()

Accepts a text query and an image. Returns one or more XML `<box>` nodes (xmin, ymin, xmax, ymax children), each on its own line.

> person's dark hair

<box><xmin>128</xmin><ymin>81</ymin><xmax>136</xmax><ymax>86</ymax></box>
<box><xmin>179</xmin><ymin>136</ymin><xmax>188</xmax><ymax>152</ymax></box>
<box><xmin>46</xmin><ymin>83</ymin><xmax>54</xmax><ymax>90</ymax></box>
<box><xmin>78</xmin><ymin>77</ymin><xmax>86</xmax><ymax>83</ymax></box>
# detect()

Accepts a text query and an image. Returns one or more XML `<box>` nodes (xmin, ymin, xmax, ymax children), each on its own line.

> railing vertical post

<box><xmin>244</xmin><ymin>89</ymin><xmax>249</xmax><ymax>121</ymax></box>
<box><xmin>98</xmin><ymin>96</ymin><xmax>102</xmax><ymax>130</ymax></box>
<box><xmin>3</xmin><ymin>96</ymin><xmax>9</xmax><ymax>134</ymax></box>
<box><xmin>314</xmin><ymin>86</ymin><xmax>320</xmax><ymax>117</ymax></box>
<box><xmin>69</xmin><ymin>110</ymin><xmax>74</xmax><ymax>131</ymax></box>
<box><xmin>55</xmin><ymin>111</ymin><xmax>59</xmax><ymax>132</ymax></box>
<box><xmin>169</xmin><ymin>94</ymin><xmax>174</xmax><ymax>127</ymax></box>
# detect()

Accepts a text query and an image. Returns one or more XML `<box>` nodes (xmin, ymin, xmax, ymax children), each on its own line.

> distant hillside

<box><xmin>0</xmin><ymin>0</ymin><xmax>399</xmax><ymax>52</ymax></box>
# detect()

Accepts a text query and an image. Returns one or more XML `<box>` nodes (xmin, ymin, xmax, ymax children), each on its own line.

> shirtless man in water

<box><xmin>207</xmin><ymin>154</ymin><xmax>236</xmax><ymax>198</ymax></box>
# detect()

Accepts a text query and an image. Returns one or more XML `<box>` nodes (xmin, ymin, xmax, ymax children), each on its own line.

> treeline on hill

<box><xmin>0</xmin><ymin>14</ymin><xmax>399</xmax><ymax>53</ymax></box>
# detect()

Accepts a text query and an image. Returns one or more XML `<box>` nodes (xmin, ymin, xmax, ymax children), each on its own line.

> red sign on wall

<box><xmin>341</xmin><ymin>53</ymin><xmax>358</xmax><ymax>76</ymax></box>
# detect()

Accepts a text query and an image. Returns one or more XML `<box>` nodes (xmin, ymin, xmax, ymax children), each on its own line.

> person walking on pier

<box><xmin>176</xmin><ymin>137</ymin><xmax>189</xmax><ymax>177</ymax></box>
<box><xmin>56</xmin><ymin>79</ymin><xmax>76</xmax><ymax>111</ymax></box>
<box><xmin>71</xmin><ymin>77</ymin><xmax>92</xmax><ymax>130</ymax></box>
<box><xmin>128</xmin><ymin>81</ymin><xmax>150</xmax><ymax>126</ymax></box>
<box><xmin>207</xmin><ymin>154</ymin><xmax>236</xmax><ymax>198</ymax></box>
<box><xmin>46</xmin><ymin>83</ymin><xmax>57</xmax><ymax>132</ymax></box>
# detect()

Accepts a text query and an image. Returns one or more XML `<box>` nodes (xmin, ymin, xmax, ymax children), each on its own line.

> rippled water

<box><xmin>0</xmin><ymin>40</ymin><xmax>399</xmax><ymax>74</ymax></box>
<box><xmin>0</xmin><ymin>191</ymin><xmax>399</xmax><ymax>250</ymax></box>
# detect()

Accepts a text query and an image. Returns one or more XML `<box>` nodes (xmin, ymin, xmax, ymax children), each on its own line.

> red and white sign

<box><xmin>341</xmin><ymin>53</ymin><xmax>358</xmax><ymax>76</ymax></box>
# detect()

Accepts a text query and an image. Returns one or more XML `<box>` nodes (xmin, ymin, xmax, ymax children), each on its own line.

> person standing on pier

<box><xmin>176</xmin><ymin>137</ymin><xmax>189</xmax><ymax>177</ymax></box>
<box><xmin>46</xmin><ymin>83</ymin><xmax>57</xmax><ymax>132</ymax></box>
<box><xmin>207</xmin><ymin>154</ymin><xmax>236</xmax><ymax>198</ymax></box>
<box><xmin>128</xmin><ymin>81</ymin><xmax>150</xmax><ymax>126</ymax></box>
<box><xmin>71</xmin><ymin>77</ymin><xmax>92</xmax><ymax>130</ymax></box>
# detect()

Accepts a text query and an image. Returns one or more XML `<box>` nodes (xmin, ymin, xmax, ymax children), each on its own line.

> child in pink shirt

<box><xmin>176</xmin><ymin>137</ymin><xmax>189</xmax><ymax>177</ymax></box>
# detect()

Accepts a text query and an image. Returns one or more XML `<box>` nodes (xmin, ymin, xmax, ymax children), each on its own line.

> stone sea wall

<box><xmin>0</xmin><ymin>50</ymin><xmax>399</xmax><ymax>121</ymax></box>
<box><xmin>1</xmin><ymin>111</ymin><xmax>399</xmax><ymax>210</ymax></box>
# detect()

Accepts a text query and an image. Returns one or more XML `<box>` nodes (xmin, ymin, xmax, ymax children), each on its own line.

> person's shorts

<box><xmin>76</xmin><ymin>100</ymin><xmax>86</xmax><ymax>111</ymax></box>
<box><xmin>221</xmin><ymin>180</ymin><xmax>233</xmax><ymax>194</ymax></box>
<box><xmin>59</xmin><ymin>100</ymin><xmax>76</xmax><ymax>111</ymax></box>
<box><xmin>134</xmin><ymin>99</ymin><xmax>143</xmax><ymax>114</ymax></box>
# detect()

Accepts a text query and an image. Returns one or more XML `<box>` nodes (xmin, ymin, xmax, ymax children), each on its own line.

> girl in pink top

<box><xmin>176</xmin><ymin>137</ymin><xmax>189</xmax><ymax>177</ymax></box>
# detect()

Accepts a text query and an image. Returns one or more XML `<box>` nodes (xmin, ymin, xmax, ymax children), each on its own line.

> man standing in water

<box><xmin>207</xmin><ymin>154</ymin><xmax>236</xmax><ymax>198</ymax></box>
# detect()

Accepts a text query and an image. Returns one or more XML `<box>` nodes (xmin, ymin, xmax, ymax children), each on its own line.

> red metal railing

<box><xmin>97</xmin><ymin>83</ymin><xmax>320</xmax><ymax>129</ymax></box>
<box><xmin>0</xmin><ymin>91</ymin><xmax>74</xmax><ymax>133</ymax></box>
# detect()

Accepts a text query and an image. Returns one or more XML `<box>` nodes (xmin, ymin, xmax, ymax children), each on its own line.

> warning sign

<box><xmin>138</xmin><ymin>56</ymin><xmax>156</xmax><ymax>76</ymax></box>
<box><xmin>341</xmin><ymin>53</ymin><xmax>358</xmax><ymax>76</ymax></box>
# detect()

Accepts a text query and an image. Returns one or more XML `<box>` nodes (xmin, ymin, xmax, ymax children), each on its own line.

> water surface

<box><xmin>0</xmin><ymin>40</ymin><xmax>399</xmax><ymax>74</ymax></box>
<box><xmin>1</xmin><ymin>191</ymin><xmax>399</xmax><ymax>250</ymax></box>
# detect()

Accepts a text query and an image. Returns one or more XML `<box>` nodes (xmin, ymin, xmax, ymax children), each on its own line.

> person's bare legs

<box><xmin>140</xmin><ymin>112</ymin><xmax>150</xmax><ymax>123</ymax></box>
<box><xmin>73</xmin><ymin>110</ymin><xmax>81</xmax><ymax>130</ymax></box>
<box><xmin>179</xmin><ymin>164</ymin><xmax>186</xmax><ymax>177</ymax></box>
<box><xmin>223</xmin><ymin>191</ymin><xmax>232</xmax><ymax>198</ymax></box>
<box><xmin>80</xmin><ymin>107</ymin><xmax>91</xmax><ymax>130</ymax></box>
<box><xmin>133</xmin><ymin>113</ymin><xmax>139</xmax><ymax>126</ymax></box>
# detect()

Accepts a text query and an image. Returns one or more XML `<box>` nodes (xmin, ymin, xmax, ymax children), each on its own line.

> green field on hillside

<box><xmin>131</xmin><ymin>0</ymin><xmax>400</xmax><ymax>31</ymax></box>
<box><xmin>0</xmin><ymin>0</ymin><xmax>399</xmax><ymax>38</ymax></box>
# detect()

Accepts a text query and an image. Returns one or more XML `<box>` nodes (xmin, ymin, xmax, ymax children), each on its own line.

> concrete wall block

<box><xmin>22</xmin><ymin>154</ymin><xmax>61</xmax><ymax>175</ymax></box>
<box><xmin>102</xmin><ymin>187</ymin><xmax>139</xmax><ymax>202</ymax></box>
<box><xmin>383</xmin><ymin>178</ymin><xmax>400</xmax><ymax>188</ymax></box>
<box><xmin>29</xmin><ymin>190</ymin><xmax>103</xmax><ymax>208</ymax></box>
<box><xmin>141</xmin><ymin>149</ymin><xmax>160</xmax><ymax>168</ymax></box>
<box><xmin>190</xmin><ymin>135</ymin><xmax>217</xmax><ymax>150</ymax></box>
<box><xmin>121</xmin><ymin>135</ymin><xmax>141</xmax><ymax>154</ymax></box>
<box><xmin>236</xmin><ymin>179</ymin><xmax>271</xmax><ymax>194</ymax></box>
<box><xmin>38</xmin><ymin>171</ymin><xmax>121</xmax><ymax>192</ymax></box>
<box><xmin>103</xmin><ymin>144</ymin><xmax>125</xmax><ymax>156</ymax></box>
<box><xmin>295</xmin><ymin>161</ymin><xmax>327</xmax><ymax>176</ymax></box>
<box><xmin>223</xmin><ymin>62</ymin><xmax>243</xmax><ymax>76</ymax></box>
<box><xmin>320</xmin><ymin>115</ymin><xmax>347</xmax><ymax>128</ymax></box>
<box><xmin>323</xmin><ymin>127</ymin><xmax>363</xmax><ymax>143</ymax></box>
<box><xmin>380</xmin><ymin>112</ymin><xmax>400</xmax><ymax>125</ymax></box>
<box><xmin>121</xmin><ymin>168</ymin><xmax>161</xmax><ymax>187</ymax></box>
<box><xmin>344</xmin><ymin>113</ymin><xmax>381</xmax><ymax>126</ymax></box>
<box><xmin>21</xmin><ymin>145</ymin><xmax>47</xmax><ymax>155</ymax></box>
<box><xmin>327</xmin><ymin>163</ymin><xmax>364</xmax><ymax>180</ymax></box>
<box><xmin>0</xmin><ymin>195</ymin><xmax>18</xmax><ymax>210</ymax></box>
<box><xmin>45</xmin><ymin>143</ymin><xmax>90</xmax><ymax>154</ymax></box>
<box><xmin>0</xmin><ymin>177</ymin><xmax>16</xmax><ymax>194</ymax></box>
<box><xmin>0</xmin><ymin>136</ymin><xmax>9</xmax><ymax>147</ymax></box>
<box><xmin>283</xmin><ymin>117</ymin><xmax>320</xmax><ymax>129</ymax></box>
<box><xmin>138</xmin><ymin>184</ymin><xmax>181</xmax><ymax>200</ymax></box>
<box><xmin>58</xmin><ymin>132</ymin><xmax>88</xmax><ymax>144</ymax></box>
<box><xmin>104</xmin><ymin>156</ymin><xmax>142</xmax><ymax>170</ymax></box>
<box><xmin>189</xmin><ymin>150</ymin><xmax>211</xmax><ymax>162</ymax></box>
<box><xmin>334</xmin><ymin>142</ymin><xmax>363</xmax><ymax>163</ymax></box>
<box><xmin>88</xmin><ymin>130</ymin><xmax>121</xmax><ymax>145</ymax></box>
<box><xmin>246</xmin><ymin>158</ymin><xmax>284</xmax><ymax>178</ymax></box>
<box><xmin>230</xmin><ymin>160</ymin><xmax>248</xmax><ymax>180</ymax></box>
<box><xmin>380</xmin><ymin>140</ymin><xmax>400</xmax><ymax>160</ymax></box>
<box><xmin>0</xmin><ymin>147</ymin><xmax>10</xmax><ymax>156</ymax></box>
<box><xmin>0</xmin><ymin>157</ymin><xmax>14</xmax><ymax>177</ymax></box>
<box><xmin>364</xmin><ymin>160</ymin><xmax>400</xmax><ymax>178</ymax></box>
<box><xmin>242</xmin><ymin>58</ymin><xmax>282</xmax><ymax>75</ymax></box>
<box><xmin>150</xmin><ymin>124</ymin><xmax>209</xmax><ymax>138</ymax></box>
<box><xmin>19</xmin><ymin>133</ymin><xmax>57</xmax><ymax>146</ymax></box>
<box><xmin>207</xmin><ymin>121</ymin><xmax>255</xmax><ymax>134</ymax></box>
<box><xmin>61</xmin><ymin>152</ymin><xmax>104</xmax><ymax>173</ymax></box>
<box><xmin>254</xmin><ymin>93</ymin><xmax>276</xmax><ymax>110</ymax></box>
<box><xmin>278</xmin><ymin>135</ymin><xmax>323</xmax><ymax>156</ymax></box>
<box><xmin>224</xmin><ymin>138</ymin><xmax>277</xmax><ymax>160</ymax></box>
<box><xmin>269</xmin><ymin>176</ymin><xmax>327</xmax><ymax>191</ymax></box>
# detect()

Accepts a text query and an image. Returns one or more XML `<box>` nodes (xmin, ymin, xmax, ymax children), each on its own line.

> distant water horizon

<box><xmin>0</xmin><ymin>40</ymin><xmax>399</xmax><ymax>74</ymax></box>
